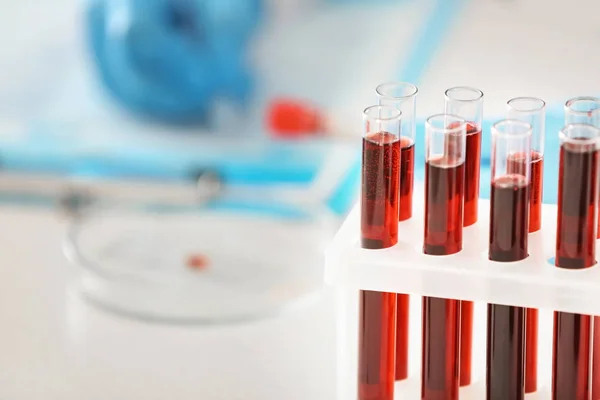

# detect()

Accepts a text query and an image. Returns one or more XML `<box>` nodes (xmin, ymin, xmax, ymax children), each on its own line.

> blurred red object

<box><xmin>186</xmin><ymin>254</ymin><xmax>210</xmax><ymax>271</ymax></box>
<box><xmin>266</xmin><ymin>98</ymin><xmax>325</xmax><ymax>138</ymax></box>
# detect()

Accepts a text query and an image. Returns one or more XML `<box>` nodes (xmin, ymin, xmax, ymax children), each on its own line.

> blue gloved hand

<box><xmin>86</xmin><ymin>0</ymin><xmax>262</xmax><ymax>123</ymax></box>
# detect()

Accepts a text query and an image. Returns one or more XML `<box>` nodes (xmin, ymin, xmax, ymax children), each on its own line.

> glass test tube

<box><xmin>376</xmin><ymin>82</ymin><xmax>418</xmax><ymax>222</ymax></box>
<box><xmin>553</xmin><ymin>124</ymin><xmax>600</xmax><ymax>400</ymax></box>
<box><xmin>375</xmin><ymin>81</ymin><xmax>418</xmax><ymax>382</ymax></box>
<box><xmin>506</xmin><ymin>97</ymin><xmax>545</xmax><ymax>394</ymax></box>
<box><xmin>564</xmin><ymin>96</ymin><xmax>600</xmax><ymax>125</ymax></box>
<box><xmin>444</xmin><ymin>86</ymin><xmax>483</xmax><ymax>387</ymax></box>
<box><xmin>359</xmin><ymin>105</ymin><xmax>401</xmax><ymax>400</ymax></box>
<box><xmin>507</xmin><ymin>97</ymin><xmax>545</xmax><ymax>233</ymax></box>
<box><xmin>565</xmin><ymin>97</ymin><xmax>600</xmax><ymax>239</ymax></box>
<box><xmin>422</xmin><ymin>114</ymin><xmax>465</xmax><ymax>400</ymax></box>
<box><xmin>565</xmin><ymin>98</ymin><xmax>600</xmax><ymax>400</ymax></box>
<box><xmin>487</xmin><ymin>120</ymin><xmax>531</xmax><ymax>400</ymax></box>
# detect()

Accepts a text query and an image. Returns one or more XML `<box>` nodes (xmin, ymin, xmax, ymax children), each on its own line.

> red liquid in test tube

<box><xmin>376</xmin><ymin>82</ymin><xmax>418</xmax><ymax>381</ymax></box>
<box><xmin>489</xmin><ymin>175</ymin><xmax>529</xmax><ymax>261</ymax></box>
<box><xmin>564</xmin><ymin>97</ymin><xmax>600</xmax><ymax>239</ymax></box>
<box><xmin>553</xmin><ymin>124</ymin><xmax>600</xmax><ymax>400</ymax></box>
<box><xmin>564</xmin><ymin>98</ymin><xmax>600</xmax><ymax>400</ymax></box>
<box><xmin>464</xmin><ymin>122</ymin><xmax>482</xmax><ymax>227</ymax></box>
<box><xmin>421</xmin><ymin>114</ymin><xmax>466</xmax><ymax>400</ymax></box>
<box><xmin>358</xmin><ymin>106</ymin><xmax>401</xmax><ymax>400</ymax></box>
<box><xmin>361</xmin><ymin>132</ymin><xmax>401</xmax><ymax>249</ymax></box>
<box><xmin>528</xmin><ymin>154</ymin><xmax>544</xmax><ymax>232</ymax></box>
<box><xmin>457</xmin><ymin>124</ymin><xmax>480</xmax><ymax>388</ymax></box>
<box><xmin>422</xmin><ymin>296</ymin><xmax>461</xmax><ymax>400</ymax></box>
<box><xmin>358</xmin><ymin>291</ymin><xmax>397</xmax><ymax>400</ymax></box>
<box><xmin>486</xmin><ymin>120</ymin><xmax>532</xmax><ymax>400</ymax></box>
<box><xmin>423</xmin><ymin>158</ymin><xmax>465</xmax><ymax>256</ymax></box>
<box><xmin>399</xmin><ymin>138</ymin><xmax>415</xmax><ymax>223</ymax></box>
<box><xmin>444</xmin><ymin>87</ymin><xmax>483</xmax><ymax>387</ymax></box>
<box><xmin>518</xmin><ymin>154</ymin><xmax>543</xmax><ymax>393</ymax></box>
<box><xmin>594</xmin><ymin>324</ymin><xmax>600</xmax><ymax>400</ymax></box>
<box><xmin>507</xmin><ymin>97</ymin><xmax>547</xmax><ymax>393</ymax></box>
<box><xmin>456</xmin><ymin>122</ymin><xmax>480</xmax><ymax>387</ymax></box>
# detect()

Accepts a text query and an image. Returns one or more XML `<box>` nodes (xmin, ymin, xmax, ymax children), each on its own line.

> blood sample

<box><xmin>361</xmin><ymin>106</ymin><xmax>402</xmax><ymax>249</ymax></box>
<box><xmin>422</xmin><ymin>114</ymin><xmax>466</xmax><ymax>400</ymax></box>
<box><xmin>507</xmin><ymin>97</ymin><xmax>545</xmax><ymax>233</ymax></box>
<box><xmin>553</xmin><ymin>124</ymin><xmax>600</xmax><ymax>400</ymax></box>
<box><xmin>507</xmin><ymin>97</ymin><xmax>546</xmax><ymax>393</ymax></box>
<box><xmin>186</xmin><ymin>254</ymin><xmax>210</xmax><ymax>270</ymax></box>
<box><xmin>359</xmin><ymin>105</ymin><xmax>401</xmax><ymax>400</ymax></box>
<box><xmin>358</xmin><ymin>290</ymin><xmax>397</xmax><ymax>400</ymax></box>
<box><xmin>487</xmin><ymin>120</ymin><xmax>532</xmax><ymax>400</ymax></box>
<box><xmin>444</xmin><ymin>87</ymin><xmax>483</xmax><ymax>387</ymax></box>
<box><xmin>376</xmin><ymin>81</ymin><xmax>418</xmax><ymax>381</ymax></box>
<box><xmin>565</xmin><ymin>97</ymin><xmax>600</xmax><ymax>239</ymax></box>
<box><xmin>594</xmin><ymin>321</ymin><xmax>600</xmax><ymax>400</ymax></box>
<box><xmin>444</xmin><ymin>86</ymin><xmax>483</xmax><ymax>228</ymax></box>
<box><xmin>564</xmin><ymin>98</ymin><xmax>600</xmax><ymax>400</ymax></box>
<box><xmin>376</xmin><ymin>82</ymin><xmax>418</xmax><ymax>222</ymax></box>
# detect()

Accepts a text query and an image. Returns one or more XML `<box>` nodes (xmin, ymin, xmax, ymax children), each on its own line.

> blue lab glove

<box><xmin>86</xmin><ymin>0</ymin><xmax>262</xmax><ymax>123</ymax></box>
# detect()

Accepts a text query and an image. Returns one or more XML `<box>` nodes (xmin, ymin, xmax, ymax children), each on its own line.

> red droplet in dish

<box><xmin>186</xmin><ymin>254</ymin><xmax>210</xmax><ymax>271</ymax></box>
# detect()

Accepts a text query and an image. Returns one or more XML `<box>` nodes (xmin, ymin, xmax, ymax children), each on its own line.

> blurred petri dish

<box><xmin>64</xmin><ymin>203</ymin><xmax>336</xmax><ymax>324</ymax></box>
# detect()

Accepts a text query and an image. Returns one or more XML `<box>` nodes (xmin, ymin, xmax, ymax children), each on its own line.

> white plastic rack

<box><xmin>325</xmin><ymin>184</ymin><xmax>600</xmax><ymax>399</ymax></box>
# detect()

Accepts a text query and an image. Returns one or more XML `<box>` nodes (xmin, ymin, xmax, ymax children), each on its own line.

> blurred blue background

<box><xmin>0</xmin><ymin>0</ymin><xmax>589</xmax><ymax>213</ymax></box>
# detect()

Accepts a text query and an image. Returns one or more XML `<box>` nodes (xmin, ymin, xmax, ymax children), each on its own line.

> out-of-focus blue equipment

<box><xmin>86</xmin><ymin>0</ymin><xmax>262</xmax><ymax>123</ymax></box>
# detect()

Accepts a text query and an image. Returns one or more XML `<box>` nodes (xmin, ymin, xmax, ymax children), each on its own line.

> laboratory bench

<box><xmin>0</xmin><ymin>205</ymin><xmax>336</xmax><ymax>400</ymax></box>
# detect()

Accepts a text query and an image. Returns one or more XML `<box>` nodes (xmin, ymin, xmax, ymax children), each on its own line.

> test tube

<box><xmin>376</xmin><ymin>82</ymin><xmax>419</xmax><ymax>222</ymax></box>
<box><xmin>487</xmin><ymin>120</ymin><xmax>531</xmax><ymax>400</ymax></box>
<box><xmin>422</xmin><ymin>114</ymin><xmax>465</xmax><ymax>400</ymax></box>
<box><xmin>565</xmin><ymin>98</ymin><xmax>600</xmax><ymax>400</ymax></box>
<box><xmin>375</xmin><ymin>81</ymin><xmax>418</xmax><ymax>382</ymax></box>
<box><xmin>565</xmin><ymin>97</ymin><xmax>600</xmax><ymax>239</ymax></box>
<box><xmin>358</xmin><ymin>105</ymin><xmax>401</xmax><ymax>400</ymax></box>
<box><xmin>361</xmin><ymin>105</ymin><xmax>402</xmax><ymax>249</ymax></box>
<box><xmin>507</xmin><ymin>97</ymin><xmax>545</xmax><ymax>233</ymax></box>
<box><xmin>553</xmin><ymin>124</ymin><xmax>600</xmax><ymax>400</ymax></box>
<box><xmin>444</xmin><ymin>86</ymin><xmax>483</xmax><ymax>387</ymax></box>
<box><xmin>506</xmin><ymin>97</ymin><xmax>545</xmax><ymax>394</ymax></box>
<box><xmin>564</xmin><ymin>96</ymin><xmax>600</xmax><ymax>126</ymax></box>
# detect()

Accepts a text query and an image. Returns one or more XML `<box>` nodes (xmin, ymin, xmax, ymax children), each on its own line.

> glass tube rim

<box><xmin>560</xmin><ymin>123</ymin><xmax>600</xmax><ymax>145</ymax></box>
<box><xmin>363</xmin><ymin>105</ymin><xmax>402</xmax><ymax>122</ymax></box>
<box><xmin>375</xmin><ymin>82</ymin><xmax>419</xmax><ymax>100</ymax></box>
<box><xmin>426</xmin><ymin>113</ymin><xmax>466</xmax><ymax>134</ymax></box>
<box><xmin>564</xmin><ymin>96</ymin><xmax>600</xmax><ymax>115</ymax></box>
<box><xmin>507</xmin><ymin>96</ymin><xmax>546</xmax><ymax>113</ymax></box>
<box><xmin>492</xmin><ymin>119</ymin><xmax>532</xmax><ymax>139</ymax></box>
<box><xmin>444</xmin><ymin>86</ymin><xmax>484</xmax><ymax>102</ymax></box>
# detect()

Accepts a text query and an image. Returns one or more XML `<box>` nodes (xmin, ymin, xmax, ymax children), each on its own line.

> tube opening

<box><xmin>376</xmin><ymin>82</ymin><xmax>418</xmax><ymax>100</ymax></box>
<box><xmin>426</xmin><ymin>114</ymin><xmax>466</xmax><ymax>134</ymax></box>
<box><xmin>507</xmin><ymin>97</ymin><xmax>546</xmax><ymax>113</ymax></box>
<box><xmin>444</xmin><ymin>86</ymin><xmax>484</xmax><ymax>102</ymax></box>
<box><xmin>492</xmin><ymin>119</ymin><xmax>532</xmax><ymax>139</ymax></box>
<box><xmin>363</xmin><ymin>105</ymin><xmax>402</xmax><ymax>122</ymax></box>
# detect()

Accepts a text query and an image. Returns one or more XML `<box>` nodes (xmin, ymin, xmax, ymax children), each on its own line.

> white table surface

<box><xmin>0</xmin><ymin>206</ymin><xmax>337</xmax><ymax>400</ymax></box>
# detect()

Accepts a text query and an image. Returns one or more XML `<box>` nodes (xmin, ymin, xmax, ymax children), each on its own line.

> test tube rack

<box><xmin>325</xmin><ymin>183</ymin><xmax>600</xmax><ymax>399</ymax></box>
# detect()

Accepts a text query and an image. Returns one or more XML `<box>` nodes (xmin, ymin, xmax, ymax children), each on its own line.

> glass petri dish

<box><xmin>64</xmin><ymin>201</ymin><xmax>336</xmax><ymax>324</ymax></box>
